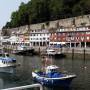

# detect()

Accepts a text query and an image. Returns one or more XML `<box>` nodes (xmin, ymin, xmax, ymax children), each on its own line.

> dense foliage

<box><xmin>3</xmin><ymin>0</ymin><xmax>90</xmax><ymax>29</ymax></box>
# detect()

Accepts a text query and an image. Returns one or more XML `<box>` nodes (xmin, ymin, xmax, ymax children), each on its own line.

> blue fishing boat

<box><xmin>32</xmin><ymin>57</ymin><xmax>76</xmax><ymax>87</ymax></box>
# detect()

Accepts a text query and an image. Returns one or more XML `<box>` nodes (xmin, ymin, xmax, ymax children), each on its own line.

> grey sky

<box><xmin>0</xmin><ymin>0</ymin><xmax>29</xmax><ymax>29</ymax></box>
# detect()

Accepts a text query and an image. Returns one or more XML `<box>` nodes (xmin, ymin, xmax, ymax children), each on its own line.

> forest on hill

<box><xmin>3</xmin><ymin>0</ymin><xmax>90</xmax><ymax>29</ymax></box>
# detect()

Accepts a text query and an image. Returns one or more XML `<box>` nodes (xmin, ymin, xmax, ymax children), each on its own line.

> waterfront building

<box><xmin>50</xmin><ymin>26</ymin><xmax>90</xmax><ymax>48</ymax></box>
<box><xmin>9</xmin><ymin>35</ymin><xmax>18</xmax><ymax>45</ymax></box>
<box><xmin>16</xmin><ymin>33</ymin><xmax>30</xmax><ymax>46</ymax></box>
<box><xmin>10</xmin><ymin>26</ymin><xmax>30</xmax><ymax>47</ymax></box>
<box><xmin>30</xmin><ymin>29</ymin><xmax>50</xmax><ymax>48</ymax></box>
<box><xmin>1</xmin><ymin>26</ymin><xmax>30</xmax><ymax>51</ymax></box>
<box><xmin>2</xmin><ymin>25</ymin><xmax>90</xmax><ymax>51</ymax></box>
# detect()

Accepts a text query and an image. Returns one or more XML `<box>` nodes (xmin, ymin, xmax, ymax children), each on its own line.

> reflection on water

<box><xmin>0</xmin><ymin>78</ymin><xmax>3</xmax><ymax>89</ymax></box>
<box><xmin>44</xmin><ymin>86</ymin><xmax>70</xmax><ymax>90</ymax></box>
<box><xmin>0</xmin><ymin>54</ymin><xmax>89</xmax><ymax>90</ymax></box>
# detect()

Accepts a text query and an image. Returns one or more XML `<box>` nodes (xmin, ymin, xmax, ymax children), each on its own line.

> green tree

<box><xmin>3</xmin><ymin>0</ymin><xmax>90</xmax><ymax>29</ymax></box>
<box><xmin>49</xmin><ymin>0</ymin><xmax>63</xmax><ymax>20</ymax></box>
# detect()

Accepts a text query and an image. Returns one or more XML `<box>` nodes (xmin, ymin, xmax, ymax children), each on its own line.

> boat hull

<box><xmin>0</xmin><ymin>66</ymin><xmax>16</xmax><ymax>73</ymax></box>
<box><xmin>42</xmin><ymin>53</ymin><xmax>66</xmax><ymax>59</ymax></box>
<box><xmin>33</xmin><ymin>77</ymin><xmax>74</xmax><ymax>87</ymax></box>
<box><xmin>32</xmin><ymin>72</ymin><xmax>76</xmax><ymax>87</ymax></box>
<box><xmin>14</xmin><ymin>49</ymin><xmax>34</xmax><ymax>55</ymax></box>
<box><xmin>51</xmin><ymin>53</ymin><xmax>66</xmax><ymax>59</ymax></box>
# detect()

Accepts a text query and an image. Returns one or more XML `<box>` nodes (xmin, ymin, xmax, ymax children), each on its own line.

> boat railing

<box><xmin>1</xmin><ymin>83</ymin><xmax>43</xmax><ymax>90</ymax></box>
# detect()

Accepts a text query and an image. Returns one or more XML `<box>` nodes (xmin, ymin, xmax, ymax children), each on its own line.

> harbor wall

<box><xmin>62</xmin><ymin>48</ymin><xmax>90</xmax><ymax>60</ymax></box>
<box><xmin>2</xmin><ymin>45</ymin><xmax>90</xmax><ymax>59</ymax></box>
<box><xmin>20</xmin><ymin>14</ymin><xmax>90</xmax><ymax>29</ymax></box>
<box><xmin>65</xmin><ymin>53</ymin><xmax>90</xmax><ymax>60</ymax></box>
<box><xmin>3</xmin><ymin>14</ymin><xmax>90</xmax><ymax>32</ymax></box>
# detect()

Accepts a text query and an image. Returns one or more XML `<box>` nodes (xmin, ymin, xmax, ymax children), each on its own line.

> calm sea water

<box><xmin>0</xmin><ymin>54</ymin><xmax>90</xmax><ymax>90</ymax></box>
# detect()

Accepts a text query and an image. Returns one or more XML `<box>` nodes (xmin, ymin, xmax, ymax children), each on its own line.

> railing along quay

<box><xmin>1</xmin><ymin>83</ymin><xmax>43</xmax><ymax>90</ymax></box>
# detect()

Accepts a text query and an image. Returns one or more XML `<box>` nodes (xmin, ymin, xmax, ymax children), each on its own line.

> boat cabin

<box><xmin>0</xmin><ymin>53</ymin><xmax>9</xmax><ymax>58</ymax></box>
<box><xmin>0</xmin><ymin>53</ymin><xmax>16</xmax><ymax>64</ymax></box>
<box><xmin>46</xmin><ymin>49</ymin><xmax>56</xmax><ymax>55</ymax></box>
<box><xmin>45</xmin><ymin>65</ymin><xmax>59</xmax><ymax>74</ymax></box>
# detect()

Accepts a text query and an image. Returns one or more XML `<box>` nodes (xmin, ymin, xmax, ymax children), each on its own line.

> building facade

<box><xmin>30</xmin><ymin>29</ymin><xmax>50</xmax><ymax>47</ymax></box>
<box><xmin>50</xmin><ymin>26</ymin><xmax>90</xmax><ymax>48</ymax></box>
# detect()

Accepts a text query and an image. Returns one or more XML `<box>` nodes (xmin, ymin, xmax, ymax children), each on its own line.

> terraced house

<box><xmin>50</xmin><ymin>26</ymin><xmax>90</xmax><ymax>48</ymax></box>
<box><xmin>30</xmin><ymin>29</ymin><xmax>50</xmax><ymax>47</ymax></box>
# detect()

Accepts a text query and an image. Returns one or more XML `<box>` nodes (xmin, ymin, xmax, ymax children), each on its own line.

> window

<box><xmin>48</xmin><ymin>38</ymin><xmax>49</xmax><ymax>40</ymax></box>
<box><xmin>43</xmin><ymin>38</ymin><xmax>45</xmax><ymax>40</ymax></box>
<box><xmin>87</xmin><ymin>36</ymin><xmax>89</xmax><ymax>40</ymax></box>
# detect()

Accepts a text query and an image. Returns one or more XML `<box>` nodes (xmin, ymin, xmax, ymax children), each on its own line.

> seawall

<box><xmin>2</xmin><ymin>14</ymin><xmax>90</xmax><ymax>32</ymax></box>
<box><xmin>62</xmin><ymin>48</ymin><xmax>90</xmax><ymax>60</ymax></box>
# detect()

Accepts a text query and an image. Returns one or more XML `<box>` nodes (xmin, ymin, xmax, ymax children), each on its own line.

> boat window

<box><xmin>2</xmin><ymin>53</ymin><xmax>9</xmax><ymax>57</ymax></box>
<box><xmin>0</xmin><ymin>53</ymin><xmax>2</xmax><ymax>56</ymax></box>
<box><xmin>3</xmin><ymin>61</ymin><xmax>5</xmax><ymax>64</ymax></box>
<box><xmin>5</xmin><ymin>62</ymin><xmax>7</xmax><ymax>64</ymax></box>
<box><xmin>51</xmin><ymin>69</ymin><xmax>57</xmax><ymax>72</ymax></box>
<box><xmin>6</xmin><ymin>54</ymin><xmax>9</xmax><ymax>57</ymax></box>
<box><xmin>2</xmin><ymin>54</ymin><xmax>5</xmax><ymax>57</ymax></box>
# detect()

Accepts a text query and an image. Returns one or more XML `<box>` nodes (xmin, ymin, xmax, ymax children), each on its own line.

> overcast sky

<box><xmin>0</xmin><ymin>0</ymin><xmax>29</xmax><ymax>29</ymax></box>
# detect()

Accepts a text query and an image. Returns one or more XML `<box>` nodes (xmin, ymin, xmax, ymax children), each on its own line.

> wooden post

<box><xmin>83</xmin><ymin>49</ymin><xmax>85</xmax><ymax>61</ymax></box>
<box><xmin>72</xmin><ymin>48</ymin><xmax>74</xmax><ymax>60</ymax></box>
<box><xmin>39</xmin><ymin>47</ymin><xmax>41</xmax><ymax>56</ymax></box>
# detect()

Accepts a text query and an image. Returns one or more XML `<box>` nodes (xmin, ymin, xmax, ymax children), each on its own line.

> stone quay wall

<box><xmin>3</xmin><ymin>14</ymin><xmax>90</xmax><ymax>33</ymax></box>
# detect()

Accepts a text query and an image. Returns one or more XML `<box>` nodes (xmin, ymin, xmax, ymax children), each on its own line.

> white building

<box><xmin>30</xmin><ymin>29</ymin><xmax>50</xmax><ymax>47</ymax></box>
<box><xmin>9</xmin><ymin>35</ymin><xmax>18</xmax><ymax>45</ymax></box>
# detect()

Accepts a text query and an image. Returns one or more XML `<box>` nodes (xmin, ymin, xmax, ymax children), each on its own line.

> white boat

<box><xmin>46</xmin><ymin>49</ymin><xmax>61</xmax><ymax>55</ymax></box>
<box><xmin>0</xmin><ymin>53</ymin><xmax>17</xmax><ymax>73</ymax></box>
<box><xmin>0</xmin><ymin>53</ymin><xmax>16</xmax><ymax>67</ymax></box>
<box><xmin>43</xmin><ymin>48</ymin><xmax>66</xmax><ymax>58</ymax></box>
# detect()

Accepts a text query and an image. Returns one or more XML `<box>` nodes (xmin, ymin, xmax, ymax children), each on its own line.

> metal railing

<box><xmin>1</xmin><ymin>83</ymin><xmax>43</xmax><ymax>90</ymax></box>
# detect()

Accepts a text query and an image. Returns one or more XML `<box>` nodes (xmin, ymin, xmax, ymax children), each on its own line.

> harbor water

<box><xmin>0</xmin><ymin>54</ymin><xmax>90</xmax><ymax>90</ymax></box>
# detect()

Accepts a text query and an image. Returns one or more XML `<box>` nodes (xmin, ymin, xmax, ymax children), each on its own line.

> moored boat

<box><xmin>0</xmin><ymin>53</ymin><xmax>17</xmax><ymax>73</ymax></box>
<box><xmin>13</xmin><ymin>45</ymin><xmax>34</xmax><ymax>55</ymax></box>
<box><xmin>41</xmin><ymin>48</ymin><xmax>65</xmax><ymax>58</ymax></box>
<box><xmin>0</xmin><ymin>53</ymin><xmax>16</xmax><ymax>67</ymax></box>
